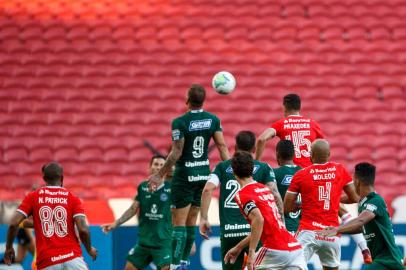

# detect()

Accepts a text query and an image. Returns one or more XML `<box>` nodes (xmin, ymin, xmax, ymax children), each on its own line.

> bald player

<box><xmin>284</xmin><ymin>139</ymin><xmax>359</xmax><ymax>270</ymax></box>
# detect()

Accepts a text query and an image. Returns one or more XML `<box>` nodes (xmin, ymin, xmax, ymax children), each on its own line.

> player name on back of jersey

<box><xmin>283</xmin><ymin>118</ymin><xmax>310</xmax><ymax>129</ymax></box>
<box><xmin>38</xmin><ymin>189</ymin><xmax>69</xmax><ymax>204</ymax></box>
<box><xmin>310</xmin><ymin>166</ymin><xmax>337</xmax><ymax>181</ymax></box>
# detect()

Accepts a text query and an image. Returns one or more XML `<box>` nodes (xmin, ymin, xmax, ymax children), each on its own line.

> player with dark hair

<box><xmin>256</xmin><ymin>93</ymin><xmax>324</xmax><ymax>168</ymax></box>
<box><xmin>4</xmin><ymin>162</ymin><xmax>97</xmax><ymax>270</ymax></box>
<box><xmin>284</xmin><ymin>139</ymin><xmax>360</xmax><ymax>270</ymax></box>
<box><xmin>225</xmin><ymin>152</ymin><xmax>307</xmax><ymax>270</ymax></box>
<box><xmin>149</xmin><ymin>84</ymin><xmax>229</xmax><ymax>269</ymax></box>
<box><xmin>199</xmin><ymin>130</ymin><xmax>283</xmax><ymax>270</ymax></box>
<box><xmin>274</xmin><ymin>140</ymin><xmax>302</xmax><ymax>233</ymax></box>
<box><xmin>319</xmin><ymin>162</ymin><xmax>405</xmax><ymax>270</ymax></box>
<box><xmin>101</xmin><ymin>155</ymin><xmax>171</xmax><ymax>270</ymax></box>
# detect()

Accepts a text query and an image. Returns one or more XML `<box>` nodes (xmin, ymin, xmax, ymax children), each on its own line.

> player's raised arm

<box><xmin>255</xmin><ymin>128</ymin><xmax>276</xmax><ymax>161</ymax></box>
<box><xmin>199</xmin><ymin>181</ymin><xmax>217</xmax><ymax>239</ymax></box>
<box><xmin>75</xmin><ymin>216</ymin><xmax>98</xmax><ymax>261</ymax></box>
<box><xmin>4</xmin><ymin>211</ymin><xmax>26</xmax><ymax>265</ymax></box>
<box><xmin>101</xmin><ymin>200</ymin><xmax>140</xmax><ymax>233</ymax></box>
<box><xmin>342</xmin><ymin>183</ymin><xmax>360</xmax><ymax>204</ymax></box>
<box><xmin>213</xmin><ymin>131</ymin><xmax>229</xmax><ymax>161</ymax></box>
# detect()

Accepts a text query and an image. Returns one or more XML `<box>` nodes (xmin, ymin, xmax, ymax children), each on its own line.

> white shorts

<box><xmin>43</xmin><ymin>257</ymin><xmax>88</xmax><ymax>270</ymax></box>
<box><xmin>253</xmin><ymin>247</ymin><xmax>308</xmax><ymax>270</ymax></box>
<box><xmin>296</xmin><ymin>230</ymin><xmax>341</xmax><ymax>268</ymax></box>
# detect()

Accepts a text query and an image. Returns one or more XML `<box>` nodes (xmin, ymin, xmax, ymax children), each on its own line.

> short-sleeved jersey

<box><xmin>135</xmin><ymin>181</ymin><xmax>172</xmax><ymax>248</ymax></box>
<box><xmin>358</xmin><ymin>192</ymin><xmax>404</xmax><ymax>269</ymax></box>
<box><xmin>287</xmin><ymin>162</ymin><xmax>352</xmax><ymax>231</ymax></box>
<box><xmin>171</xmin><ymin>109</ymin><xmax>222</xmax><ymax>182</ymax></box>
<box><xmin>210</xmin><ymin>159</ymin><xmax>276</xmax><ymax>239</ymax></box>
<box><xmin>17</xmin><ymin>186</ymin><xmax>85</xmax><ymax>269</ymax></box>
<box><xmin>235</xmin><ymin>182</ymin><xmax>301</xmax><ymax>251</ymax></box>
<box><xmin>271</xmin><ymin>115</ymin><xmax>324</xmax><ymax>168</ymax></box>
<box><xmin>273</xmin><ymin>164</ymin><xmax>302</xmax><ymax>232</ymax></box>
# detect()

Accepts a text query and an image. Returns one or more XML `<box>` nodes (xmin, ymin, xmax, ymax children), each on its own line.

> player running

<box><xmin>4</xmin><ymin>162</ymin><xmax>97</xmax><ymax>270</ymax></box>
<box><xmin>225</xmin><ymin>152</ymin><xmax>307</xmax><ymax>270</ymax></box>
<box><xmin>318</xmin><ymin>162</ymin><xmax>405</xmax><ymax>270</ymax></box>
<box><xmin>256</xmin><ymin>93</ymin><xmax>324</xmax><ymax>168</ymax></box>
<box><xmin>199</xmin><ymin>130</ymin><xmax>283</xmax><ymax>270</ymax></box>
<box><xmin>102</xmin><ymin>155</ymin><xmax>172</xmax><ymax>270</ymax></box>
<box><xmin>149</xmin><ymin>84</ymin><xmax>229</xmax><ymax>269</ymax></box>
<box><xmin>274</xmin><ymin>140</ymin><xmax>302</xmax><ymax>233</ymax></box>
<box><xmin>284</xmin><ymin>139</ymin><xmax>360</xmax><ymax>270</ymax></box>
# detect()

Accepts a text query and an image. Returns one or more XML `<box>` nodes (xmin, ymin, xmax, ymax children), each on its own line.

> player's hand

<box><xmin>224</xmin><ymin>246</ymin><xmax>241</xmax><ymax>265</ymax></box>
<box><xmin>3</xmin><ymin>247</ymin><xmax>15</xmax><ymax>265</ymax></box>
<box><xmin>316</xmin><ymin>227</ymin><xmax>338</xmax><ymax>237</ymax></box>
<box><xmin>101</xmin><ymin>222</ymin><xmax>117</xmax><ymax>234</ymax></box>
<box><xmin>147</xmin><ymin>173</ymin><xmax>163</xmax><ymax>192</ymax></box>
<box><xmin>199</xmin><ymin>218</ymin><xmax>212</xmax><ymax>240</ymax></box>
<box><xmin>245</xmin><ymin>251</ymin><xmax>255</xmax><ymax>270</ymax></box>
<box><xmin>87</xmin><ymin>247</ymin><xmax>98</xmax><ymax>261</ymax></box>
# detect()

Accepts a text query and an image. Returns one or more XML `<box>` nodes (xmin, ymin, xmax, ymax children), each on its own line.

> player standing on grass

<box><xmin>284</xmin><ymin>139</ymin><xmax>360</xmax><ymax>270</ymax></box>
<box><xmin>102</xmin><ymin>155</ymin><xmax>172</xmax><ymax>270</ymax></box>
<box><xmin>225</xmin><ymin>152</ymin><xmax>307</xmax><ymax>270</ymax></box>
<box><xmin>4</xmin><ymin>162</ymin><xmax>97</xmax><ymax>270</ymax></box>
<box><xmin>273</xmin><ymin>140</ymin><xmax>302</xmax><ymax>233</ymax></box>
<box><xmin>256</xmin><ymin>93</ymin><xmax>324</xmax><ymax>168</ymax></box>
<box><xmin>318</xmin><ymin>162</ymin><xmax>405</xmax><ymax>270</ymax></box>
<box><xmin>149</xmin><ymin>85</ymin><xmax>229</xmax><ymax>270</ymax></box>
<box><xmin>199</xmin><ymin>130</ymin><xmax>284</xmax><ymax>270</ymax></box>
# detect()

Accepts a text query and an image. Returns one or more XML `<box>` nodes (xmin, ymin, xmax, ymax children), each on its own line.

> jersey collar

<box><xmin>240</xmin><ymin>180</ymin><xmax>257</xmax><ymax>191</ymax></box>
<box><xmin>190</xmin><ymin>109</ymin><xmax>203</xmax><ymax>113</ymax></box>
<box><xmin>45</xmin><ymin>186</ymin><xmax>65</xmax><ymax>189</ymax></box>
<box><xmin>156</xmin><ymin>183</ymin><xmax>165</xmax><ymax>191</ymax></box>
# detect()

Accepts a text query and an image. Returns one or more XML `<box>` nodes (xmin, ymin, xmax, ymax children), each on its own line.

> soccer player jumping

<box><xmin>149</xmin><ymin>85</ymin><xmax>229</xmax><ymax>270</ymax></box>
<box><xmin>4</xmin><ymin>162</ymin><xmax>97</xmax><ymax>270</ymax></box>
<box><xmin>284</xmin><ymin>139</ymin><xmax>359</xmax><ymax>270</ymax></box>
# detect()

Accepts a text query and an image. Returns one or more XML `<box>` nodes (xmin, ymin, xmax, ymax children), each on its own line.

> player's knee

<box><xmin>124</xmin><ymin>262</ymin><xmax>138</xmax><ymax>270</ymax></box>
<box><xmin>160</xmin><ymin>265</ymin><xmax>170</xmax><ymax>270</ymax></box>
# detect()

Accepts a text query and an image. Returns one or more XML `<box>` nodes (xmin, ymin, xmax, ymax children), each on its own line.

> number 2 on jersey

<box><xmin>285</xmin><ymin>130</ymin><xmax>311</xmax><ymax>158</ymax></box>
<box><xmin>224</xmin><ymin>180</ymin><xmax>240</xmax><ymax>208</ymax></box>
<box><xmin>39</xmin><ymin>206</ymin><xmax>68</xmax><ymax>238</ymax></box>
<box><xmin>192</xmin><ymin>136</ymin><xmax>204</xmax><ymax>158</ymax></box>
<box><xmin>318</xmin><ymin>182</ymin><xmax>332</xmax><ymax>210</ymax></box>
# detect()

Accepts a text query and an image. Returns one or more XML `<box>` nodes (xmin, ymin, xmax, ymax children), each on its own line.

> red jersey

<box><xmin>271</xmin><ymin>115</ymin><xmax>324</xmax><ymax>168</ymax></box>
<box><xmin>17</xmin><ymin>186</ymin><xmax>85</xmax><ymax>270</ymax></box>
<box><xmin>287</xmin><ymin>162</ymin><xmax>353</xmax><ymax>231</ymax></box>
<box><xmin>235</xmin><ymin>182</ymin><xmax>301</xmax><ymax>251</ymax></box>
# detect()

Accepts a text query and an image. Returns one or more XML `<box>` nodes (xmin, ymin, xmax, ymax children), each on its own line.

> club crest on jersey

<box><xmin>281</xmin><ymin>175</ymin><xmax>293</xmax><ymax>185</ymax></box>
<box><xmin>226</xmin><ymin>165</ymin><xmax>259</xmax><ymax>174</ymax></box>
<box><xmin>189</xmin><ymin>119</ymin><xmax>212</xmax><ymax>131</ymax></box>
<box><xmin>160</xmin><ymin>193</ymin><xmax>168</xmax><ymax>202</ymax></box>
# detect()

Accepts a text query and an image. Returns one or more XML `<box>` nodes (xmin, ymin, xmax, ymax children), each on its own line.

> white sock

<box><xmin>341</xmin><ymin>213</ymin><xmax>368</xmax><ymax>251</ymax></box>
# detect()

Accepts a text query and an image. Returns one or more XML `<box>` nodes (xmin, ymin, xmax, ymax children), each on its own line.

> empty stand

<box><xmin>0</xmin><ymin>0</ymin><xmax>405</xmax><ymax>202</ymax></box>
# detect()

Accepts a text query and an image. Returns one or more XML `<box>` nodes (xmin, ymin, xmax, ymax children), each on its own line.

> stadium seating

<box><xmin>0</xmin><ymin>0</ymin><xmax>405</xmax><ymax>209</ymax></box>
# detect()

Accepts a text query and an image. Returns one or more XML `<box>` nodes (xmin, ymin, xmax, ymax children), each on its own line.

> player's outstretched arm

<box><xmin>4</xmin><ymin>212</ymin><xmax>26</xmax><ymax>265</ymax></box>
<box><xmin>213</xmin><ymin>131</ymin><xmax>229</xmax><ymax>161</ymax></box>
<box><xmin>255</xmin><ymin>128</ymin><xmax>276</xmax><ymax>161</ymax></box>
<box><xmin>246</xmin><ymin>208</ymin><xmax>264</xmax><ymax>270</ymax></box>
<box><xmin>199</xmin><ymin>181</ymin><xmax>217</xmax><ymax>239</ymax></box>
<box><xmin>318</xmin><ymin>210</ymin><xmax>375</xmax><ymax>237</ymax></box>
<box><xmin>75</xmin><ymin>216</ymin><xmax>98</xmax><ymax>261</ymax></box>
<box><xmin>342</xmin><ymin>183</ymin><xmax>360</xmax><ymax>204</ymax></box>
<box><xmin>266</xmin><ymin>182</ymin><xmax>285</xmax><ymax>222</ymax></box>
<box><xmin>284</xmin><ymin>192</ymin><xmax>300</xmax><ymax>213</ymax></box>
<box><xmin>101</xmin><ymin>200</ymin><xmax>140</xmax><ymax>233</ymax></box>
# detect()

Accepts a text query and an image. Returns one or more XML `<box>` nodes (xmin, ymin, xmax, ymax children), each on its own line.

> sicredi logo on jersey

<box><xmin>189</xmin><ymin>119</ymin><xmax>212</xmax><ymax>131</ymax></box>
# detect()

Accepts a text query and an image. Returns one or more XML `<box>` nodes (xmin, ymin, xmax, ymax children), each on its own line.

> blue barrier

<box><xmin>0</xmin><ymin>225</ymin><xmax>405</xmax><ymax>270</ymax></box>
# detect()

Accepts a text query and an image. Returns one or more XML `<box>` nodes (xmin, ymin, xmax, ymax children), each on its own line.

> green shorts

<box><xmin>126</xmin><ymin>244</ymin><xmax>171</xmax><ymax>269</ymax></box>
<box><xmin>364</xmin><ymin>260</ymin><xmax>405</xmax><ymax>270</ymax></box>
<box><xmin>221</xmin><ymin>236</ymin><xmax>249</xmax><ymax>270</ymax></box>
<box><xmin>171</xmin><ymin>169</ymin><xmax>207</xmax><ymax>208</ymax></box>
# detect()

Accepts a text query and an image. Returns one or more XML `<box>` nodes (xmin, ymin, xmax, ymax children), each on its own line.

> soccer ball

<box><xmin>212</xmin><ymin>71</ymin><xmax>236</xmax><ymax>95</ymax></box>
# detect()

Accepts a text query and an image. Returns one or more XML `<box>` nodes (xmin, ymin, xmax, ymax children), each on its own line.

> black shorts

<box><xmin>17</xmin><ymin>228</ymin><xmax>31</xmax><ymax>246</ymax></box>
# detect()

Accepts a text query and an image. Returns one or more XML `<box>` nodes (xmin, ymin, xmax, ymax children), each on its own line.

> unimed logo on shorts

<box><xmin>189</xmin><ymin>119</ymin><xmax>212</xmax><ymax>131</ymax></box>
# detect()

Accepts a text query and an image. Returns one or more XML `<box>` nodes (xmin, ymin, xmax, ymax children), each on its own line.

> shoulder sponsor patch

<box><xmin>365</xmin><ymin>203</ymin><xmax>377</xmax><ymax>212</ymax></box>
<box><xmin>253</xmin><ymin>165</ymin><xmax>260</xmax><ymax>174</ymax></box>
<box><xmin>281</xmin><ymin>175</ymin><xmax>293</xmax><ymax>185</ymax></box>
<box><xmin>243</xmin><ymin>201</ymin><xmax>257</xmax><ymax>216</ymax></box>
<box><xmin>226</xmin><ymin>165</ymin><xmax>260</xmax><ymax>175</ymax></box>
<box><xmin>189</xmin><ymin>119</ymin><xmax>212</xmax><ymax>131</ymax></box>
<box><xmin>172</xmin><ymin>129</ymin><xmax>181</xmax><ymax>140</ymax></box>
<box><xmin>226</xmin><ymin>166</ymin><xmax>233</xmax><ymax>174</ymax></box>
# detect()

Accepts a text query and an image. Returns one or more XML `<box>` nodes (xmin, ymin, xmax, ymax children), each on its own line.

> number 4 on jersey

<box><xmin>318</xmin><ymin>182</ymin><xmax>332</xmax><ymax>210</ymax></box>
